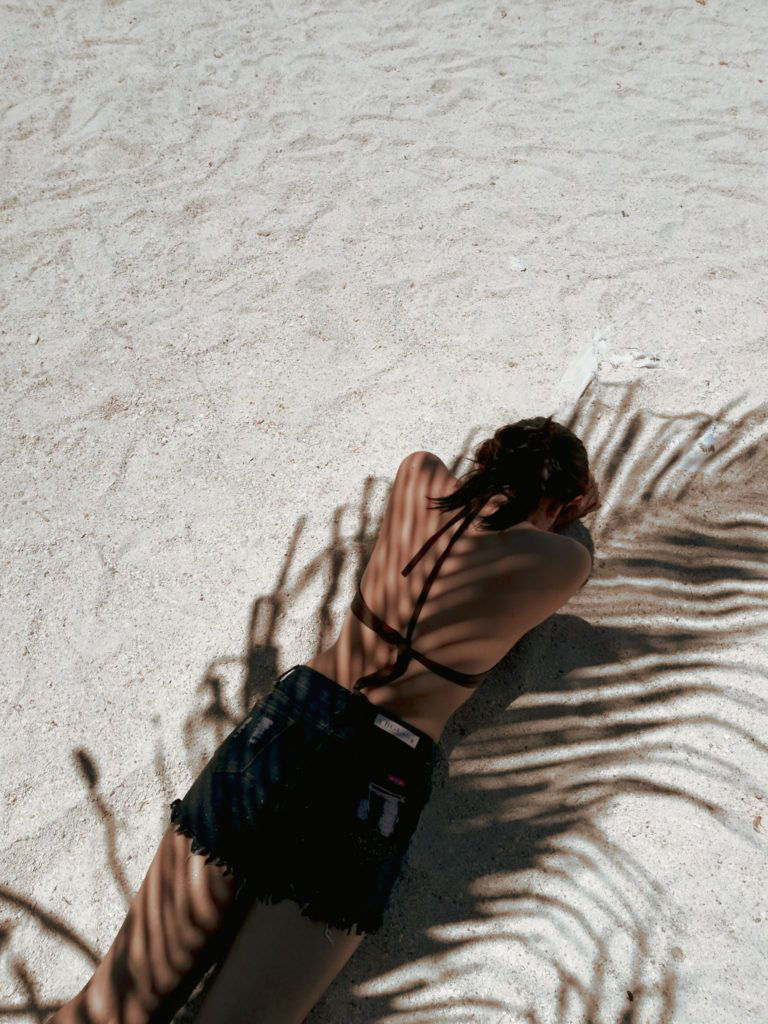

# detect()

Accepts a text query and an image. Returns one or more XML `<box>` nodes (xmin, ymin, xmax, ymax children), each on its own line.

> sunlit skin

<box><xmin>306</xmin><ymin>456</ymin><xmax>600</xmax><ymax>742</ymax></box>
<box><xmin>46</xmin><ymin>453</ymin><xmax>599</xmax><ymax>1024</ymax></box>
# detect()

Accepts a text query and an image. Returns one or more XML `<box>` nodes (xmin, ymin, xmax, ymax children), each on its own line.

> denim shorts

<box><xmin>169</xmin><ymin>663</ymin><xmax>438</xmax><ymax>936</ymax></box>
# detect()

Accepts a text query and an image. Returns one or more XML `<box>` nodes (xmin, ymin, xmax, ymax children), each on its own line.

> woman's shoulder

<box><xmin>493</xmin><ymin>531</ymin><xmax>592</xmax><ymax>632</ymax></box>
<box><xmin>398</xmin><ymin>450</ymin><xmax>445</xmax><ymax>472</ymax></box>
<box><xmin>528</xmin><ymin>528</ymin><xmax>593</xmax><ymax>591</ymax></box>
<box><xmin>392</xmin><ymin>450</ymin><xmax>447</xmax><ymax>489</ymax></box>
<box><xmin>397</xmin><ymin>451</ymin><xmax>592</xmax><ymax>587</ymax></box>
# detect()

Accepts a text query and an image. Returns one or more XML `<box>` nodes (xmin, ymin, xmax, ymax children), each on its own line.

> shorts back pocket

<box><xmin>213</xmin><ymin>690</ymin><xmax>301</xmax><ymax>775</ymax></box>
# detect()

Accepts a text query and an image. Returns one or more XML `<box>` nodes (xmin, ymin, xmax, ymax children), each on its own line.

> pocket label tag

<box><xmin>374</xmin><ymin>713</ymin><xmax>419</xmax><ymax>748</ymax></box>
<box><xmin>247</xmin><ymin>715</ymin><xmax>274</xmax><ymax>744</ymax></box>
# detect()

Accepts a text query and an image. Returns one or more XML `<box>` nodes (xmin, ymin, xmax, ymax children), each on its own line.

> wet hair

<box><xmin>426</xmin><ymin>414</ymin><xmax>590</xmax><ymax>532</ymax></box>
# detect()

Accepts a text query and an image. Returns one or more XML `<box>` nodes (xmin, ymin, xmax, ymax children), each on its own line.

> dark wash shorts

<box><xmin>169</xmin><ymin>663</ymin><xmax>438</xmax><ymax>936</ymax></box>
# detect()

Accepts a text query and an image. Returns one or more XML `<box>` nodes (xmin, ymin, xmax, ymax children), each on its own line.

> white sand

<box><xmin>2</xmin><ymin>0</ymin><xmax>768</xmax><ymax>1020</ymax></box>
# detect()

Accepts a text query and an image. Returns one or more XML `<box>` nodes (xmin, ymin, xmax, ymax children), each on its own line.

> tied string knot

<box><xmin>377</xmin><ymin>622</ymin><xmax>412</xmax><ymax>653</ymax></box>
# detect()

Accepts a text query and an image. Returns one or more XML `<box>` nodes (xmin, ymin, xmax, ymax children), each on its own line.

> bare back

<box><xmin>305</xmin><ymin>451</ymin><xmax>590</xmax><ymax>741</ymax></box>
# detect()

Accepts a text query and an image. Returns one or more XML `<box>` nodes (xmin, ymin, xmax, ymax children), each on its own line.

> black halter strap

<box><xmin>400</xmin><ymin>506</ymin><xmax>477</xmax><ymax>635</ymax></box>
<box><xmin>351</xmin><ymin>507</ymin><xmax>479</xmax><ymax>691</ymax></box>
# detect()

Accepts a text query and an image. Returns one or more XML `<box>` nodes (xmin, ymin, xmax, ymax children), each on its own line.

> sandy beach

<box><xmin>2</xmin><ymin>0</ymin><xmax>768</xmax><ymax>1020</ymax></box>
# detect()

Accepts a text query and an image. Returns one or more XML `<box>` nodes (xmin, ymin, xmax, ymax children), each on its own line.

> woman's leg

<box><xmin>47</xmin><ymin>825</ymin><xmax>239</xmax><ymax>1024</ymax></box>
<box><xmin>194</xmin><ymin>896</ymin><xmax>366</xmax><ymax>1024</ymax></box>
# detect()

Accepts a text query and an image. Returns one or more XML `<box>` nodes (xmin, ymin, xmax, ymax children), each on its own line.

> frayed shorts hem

<box><xmin>169</xmin><ymin>798</ymin><xmax>380</xmax><ymax>936</ymax></box>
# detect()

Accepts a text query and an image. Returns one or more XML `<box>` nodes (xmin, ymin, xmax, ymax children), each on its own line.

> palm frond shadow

<box><xmin>0</xmin><ymin>474</ymin><xmax>381</xmax><ymax>1020</ymax></box>
<box><xmin>179</xmin><ymin>480</ymin><xmax>380</xmax><ymax>777</ymax></box>
<box><xmin>0</xmin><ymin>883</ymin><xmax>100</xmax><ymax>1020</ymax></box>
<box><xmin>172</xmin><ymin>381</ymin><xmax>767</xmax><ymax>1023</ymax></box>
<box><xmin>334</xmin><ymin>380</ymin><xmax>767</xmax><ymax>1024</ymax></box>
<box><xmin>5</xmin><ymin>381</ymin><xmax>766</xmax><ymax>1023</ymax></box>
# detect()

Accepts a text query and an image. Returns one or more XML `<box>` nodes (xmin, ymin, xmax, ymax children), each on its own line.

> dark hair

<box><xmin>426</xmin><ymin>415</ymin><xmax>590</xmax><ymax>532</ymax></box>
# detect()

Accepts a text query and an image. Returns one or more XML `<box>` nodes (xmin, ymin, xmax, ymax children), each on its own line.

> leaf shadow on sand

<box><xmin>174</xmin><ymin>380</ymin><xmax>768</xmax><ymax>1023</ymax></box>
<box><xmin>324</xmin><ymin>381</ymin><xmax>768</xmax><ymax>1024</ymax></box>
<box><xmin>3</xmin><ymin>380</ymin><xmax>767</xmax><ymax>1024</ymax></box>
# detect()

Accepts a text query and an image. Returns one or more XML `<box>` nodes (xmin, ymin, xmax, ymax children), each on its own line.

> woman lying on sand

<box><xmin>48</xmin><ymin>414</ymin><xmax>600</xmax><ymax>1024</ymax></box>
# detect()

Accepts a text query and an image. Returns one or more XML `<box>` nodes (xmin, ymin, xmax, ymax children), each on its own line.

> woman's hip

<box><xmin>172</xmin><ymin>663</ymin><xmax>437</xmax><ymax>873</ymax></box>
